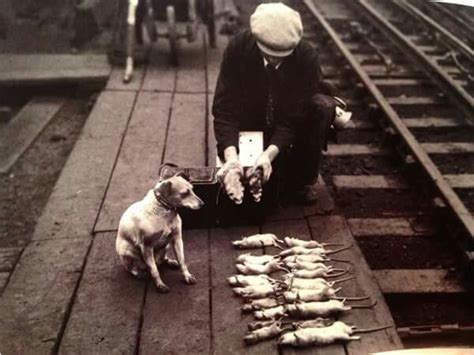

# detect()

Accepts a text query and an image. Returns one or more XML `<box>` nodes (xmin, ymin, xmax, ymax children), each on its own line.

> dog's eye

<box><xmin>181</xmin><ymin>191</ymin><xmax>190</xmax><ymax>197</ymax></box>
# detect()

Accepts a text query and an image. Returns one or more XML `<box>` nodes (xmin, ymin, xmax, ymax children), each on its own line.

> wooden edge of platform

<box><xmin>309</xmin><ymin>215</ymin><xmax>403</xmax><ymax>352</ymax></box>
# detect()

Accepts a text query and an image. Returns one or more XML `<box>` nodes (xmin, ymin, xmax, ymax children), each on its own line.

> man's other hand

<box><xmin>217</xmin><ymin>160</ymin><xmax>245</xmax><ymax>204</ymax></box>
<box><xmin>247</xmin><ymin>152</ymin><xmax>272</xmax><ymax>184</ymax></box>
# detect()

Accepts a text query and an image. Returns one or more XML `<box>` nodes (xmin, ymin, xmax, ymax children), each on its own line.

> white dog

<box><xmin>116</xmin><ymin>174</ymin><xmax>204</xmax><ymax>292</ymax></box>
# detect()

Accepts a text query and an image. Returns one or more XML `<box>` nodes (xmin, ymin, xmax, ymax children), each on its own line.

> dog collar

<box><xmin>153</xmin><ymin>190</ymin><xmax>177</xmax><ymax>212</ymax></box>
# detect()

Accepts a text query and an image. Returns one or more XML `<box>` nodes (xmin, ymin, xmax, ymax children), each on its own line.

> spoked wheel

<box><xmin>166</xmin><ymin>5</ymin><xmax>179</xmax><ymax>66</ymax></box>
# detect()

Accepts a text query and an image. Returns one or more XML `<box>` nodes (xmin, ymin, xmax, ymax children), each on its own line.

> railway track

<box><xmin>287</xmin><ymin>0</ymin><xmax>474</xmax><ymax>346</ymax></box>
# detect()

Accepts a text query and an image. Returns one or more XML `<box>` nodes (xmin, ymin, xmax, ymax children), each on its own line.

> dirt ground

<box><xmin>0</xmin><ymin>89</ymin><xmax>96</xmax><ymax>249</ymax></box>
<box><xmin>0</xmin><ymin>1</ymin><xmax>113</xmax><ymax>250</ymax></box>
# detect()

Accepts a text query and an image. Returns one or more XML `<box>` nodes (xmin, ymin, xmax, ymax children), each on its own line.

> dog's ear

<box><xmin>157</xmin><ymin>180</ymin><xmax>172</xmax><ymax>197</ymax></box>
<box><xmin>174</xmin><ymin>171</ymin><xmax>190</xmax><ymax>181</ymax></box>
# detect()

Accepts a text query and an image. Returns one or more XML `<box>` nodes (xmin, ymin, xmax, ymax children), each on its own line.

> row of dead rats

<box><xmin>228</xmin><ymin>233</ymin><xmax>392</xmax><ymax>347</ymax></box>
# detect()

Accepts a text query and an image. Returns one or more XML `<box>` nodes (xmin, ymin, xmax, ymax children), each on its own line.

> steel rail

<box><xmin>426</xmin><ymin>1</ymin><xmax>474</xmax><ymax>45</ymax></box>
<box><xmin>302</xmin><ymin>0</ymin><xmax>474</xmax><ymax>263</ymax></box>
<box><xmin>355</xmin><ymin>0</ymin><xmax>474</xmax><ymax>123</ymax></box>
<box><xmin>394</xmin><ymin>0</ymin><xmax>473</xmax><ymax>62</ymax></box>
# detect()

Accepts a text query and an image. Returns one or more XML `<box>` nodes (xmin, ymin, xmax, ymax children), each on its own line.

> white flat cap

<box><xmin>250</xmin><ymin>3</ymin><xmax>303</xmax><ymax>57</ymax></box>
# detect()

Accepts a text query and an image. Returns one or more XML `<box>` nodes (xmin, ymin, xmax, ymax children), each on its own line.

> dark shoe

<box><xmin>294</xmin><ymin>183</ymin><xmax>318</xmax><ymax>205</ymax></box>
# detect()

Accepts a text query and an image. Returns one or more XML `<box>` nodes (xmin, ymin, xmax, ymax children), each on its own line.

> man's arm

<box><xmin>212</xmin><ymin>35</ymin><xmax>242</xmax><ymax>161</ymax></box>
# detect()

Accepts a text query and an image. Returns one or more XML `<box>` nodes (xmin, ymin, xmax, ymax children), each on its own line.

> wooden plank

<box><xmin>141</xmin><ymin>43</ymin><xmax>176</xmax><ymax>92</ymax></box>
<box><xmin>176</xmin><ymin>28</ymin><xmax>206</xmax><ymax>93</ymax></box>
<box><xmin>387</xmin><ymin>97</ymin><xmax>443</xmax><ymax>105</ymax></box>
<box><xmin>210</xmin><ymin>225</ymin><xmax>275</xmax><ymax>355</ymax></box>
<box><xmin>0</xmin><ymin>238</ymin><xmax>91</xmax><ymax>353</ymax></box>
<box><xmin>0</xmin><ymin>247</ymin><xmax>22</xmax><ymax>272</ymax></box>
<box><xmin>0</xmin><ymin>97</ymin><xmax>63</xmax><ymax>173</ymax></box>
<box><xmin>345</xmin><ymin>120</ymin><xmax>376</xmax><ymax>129</ymax></box>
<box><xmin>372</xmin><ymin>78</ymin><xmax>429</xmax><ymax>86</ymax></box>
<box><xmin>444</xmin><ymin>174</ymin><xmax>474</xmax><ymax>188</ymax></box>
<box><xmin>206</xmin><ymin>25</ymin><xmax>228</xmax><ymax>93</ymax></box>
<box><xmin>60</xmin><ymin>233</ymin><xmax>144</xmax><ymax>354</ymax></box>
<box><xmin>347</xmin><ymin>218</ymin><xmax>434</xmax><ymax>237</ymax></box>
<box><xmin>374</xmin><ymin>269</ymin><xmax>465</xmax><ymax>293</ymax></box>
<box><xmin>267</xmin><ymin>204</ymin><xmax>305</xmax><ymax>222</ymax></box>
<box><xmin>0</xmin><ymin>90</ymin><xmax>135</xmax><ymax>353</ymax></box>
<box><xmin>333</xmin><ymin>175</ymin><xmax>408</xmax><ymax>189</ymax></box>
<box><xmin>33</xmin><ymin>90</ymin><xmax>136</xmax><ymax>240</ymax></box>
<box><xmin>308</xmin><ymin>215</ymin><xmax>403</xmax><ymax>353</ymax></box>
<box><xmin>326</xmin><ymin>144</ymin><xmax>389</xmax><ymax>156</ymax></box>
<box><xmin>163</xmin><ymin>93</ymin><xmax>207</xmax><ymax>166</ymax></box>
<box><xmin>140</xmin><ymin>229</ymin><xmax>210</xmax><ymax>354</ymax></box>
<box><xmin>362</xmin><ymin>64</ymin><xmax>421</xmax><ymax>77</ymax></box>
<box><xmin>402</xmin><ymin>117</ymin><xmax>466</xmax><ymax>128</ymax></box>
<box><xmin>0</xmin><ymin>272</ymin><xmax>8</xmax><ymax>292</ymax></box>
<box><xmin>0</xmin><ymin>54</ymin><xmax>111</xmax><ymax>86</ymax></box>
<box><xmin>303</xmin><ymin>175</ymin><xmax>336</xmax><ymax>217</ymax></box>
<box><xmin>422</xmin><ymin>142</ymin><xmax>474</xmax><ymax>154</ymax></box>
<box><xmin>261</xmin><ymin>219</ymin><xmax>345</xmax><ymax>355</ymax></box>
<box><xmin>95</xmin><ymin>92</ymin><xmax>172</xmax><ymax>232</ymax></box>
<box><xmin>106</xmin><ymin>66</ymin><xmax>145</xmax><ymax>91</ymax></box>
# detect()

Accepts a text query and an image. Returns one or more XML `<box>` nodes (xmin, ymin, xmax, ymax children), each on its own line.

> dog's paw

<box><xmin>155</xmin><ymin>283</ymin><xmax>170</xmax><ymax>293</ymax></box>
<box><xmin>183</xmin><ymin>273</ymin><xmax>197</xmax><ymax>285</ymax></box>
<box><xmin>164</xmin><ymin>258</ymin><xmax>180</xmax><ymax>269</ymax></box>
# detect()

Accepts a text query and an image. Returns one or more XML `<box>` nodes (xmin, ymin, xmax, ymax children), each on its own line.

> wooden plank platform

<box><xmin>0</xmin><ymin>54</ymin><xmax>111</xmax><ymax>86</ymax></box>
<box><xmin>140</xmin><ymin>229</ymin><xmax>211</xmax><ymax>354</ymax></box>
<box><xmin>309</xmin><ymin>216</ymin><xmax>403</xmax><ymax>353</ymax></box>
<box><xmin>0</xmin><ymin>247</ymin><xmax>22</xmax><ymax>272</ymax></box>
<box><xmin>0</xmin><ymin>90</ymin><xmax>135</xmax><ymax>353</ymax></box>
<box><xmin>0</xmin><ymin>97</ymin><xmax>64</xmax><ymax>173</ymax></box>
<box><xmin>0</xmin><ymin>20</ymin><xmax>403</xmax><ymax>354</ymax></box>
<box><xmin>210</xmin><ymin>226</ymin><xmax>262</xmax><ymax>355</ymax></box>
<box><xmin>95</xmin><ymin>92</ymin><xmax>172</xmax><ymax>232</ymax></box>
<box><xmin>59</xmin><ymin>233</ymin><xmax>144</xmax><ymax>354</ymax></box>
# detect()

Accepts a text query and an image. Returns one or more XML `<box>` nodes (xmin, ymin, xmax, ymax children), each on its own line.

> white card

<box><xmin>216</xmin><ymin>131</ymin><xmax>264</xmax><ymax>167</ymax></box>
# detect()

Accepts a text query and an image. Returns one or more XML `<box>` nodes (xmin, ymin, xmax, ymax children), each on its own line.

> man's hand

<box><xmin>246</xmin><ymin>152</ymin><xmax>272</xmax><ymax>184</ymax></box>
<box><xmin>216</xmin><ymin>159</ymin><xmax>245</xmax><ymax>204</ymax></box>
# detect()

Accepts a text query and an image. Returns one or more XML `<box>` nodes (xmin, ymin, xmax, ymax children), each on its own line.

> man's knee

<box><xmin>310</xmin><ymin>93</ymin><xmax>336</xmax><ymax>118</ymax></box>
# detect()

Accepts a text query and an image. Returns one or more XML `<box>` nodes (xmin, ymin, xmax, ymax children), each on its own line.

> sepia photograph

<box><xmin>0</xmin><ymin>0</ymin><xmax>473</xmax><ymax>353</ymax></box>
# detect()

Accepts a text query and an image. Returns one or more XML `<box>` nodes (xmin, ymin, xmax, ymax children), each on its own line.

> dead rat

<box><xmin>232</xmin><ymin>283</ymin><xmax>282</xmax><ymax>299</ymax></box>
<box><xmin>227</xmin><ymin>274</ymin><xmax>277</xmax><ymax>287</ymax></box>
<box><xmin>279</xmin><ymin>245</ymin><xmax>351</xmax><ymax>258</ymax></box>
<box><xmin>254</xmin><ymin>305</ymin><xmax>287</xmax><ymax>320</ymax></box>
<box><xmin>244</xmin><ymin>321</ymin><xmax>290</xmax><ymax>345</ymax></box>
<box><xmin>284</xmin><ymin>286</ymin><xmax>370</xmax><ymax>303</ymax></box>
<box><xmin>284</xmin><ymin>237</ymin><xmax>342</xmax><ymax>249</ymax></box>
<box><xmin>279</xmin><ymin>320</ymin><xmax>393</xmax><ymax>347</ymax></box>
<box><xmin>283</xmin><ymin>254</ymin><xmax>350</xmax><ymax>264</ymax></box>
<box><xmin>236</xmin><ymin>253</ymin><xmax>280</xmax><ymax>265</ymax></box>
<box><xmin>286</xmin><ymin>298</ymin><xmax>377</xmax><ymax>318</ymax></box>
<box><xmin>241</xmin><ymin>297</ymin><xmax>282</xmax><ymax>313</ymax></box>
<box><xmin>236</xmin><ymin>259</ymin><xmax>289</xmax><ymax>275</ymax></box>
<box><xmin>233</xmin><ymin>234</ymin><xmax>284</xmax><ymax>249</ymax></box>
<box><xmin>284</xmin><ymin>275</ymin><xmax>355</xmax><ymax>290</ymax></box>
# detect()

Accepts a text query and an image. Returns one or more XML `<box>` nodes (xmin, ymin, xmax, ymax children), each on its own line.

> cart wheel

<box><xmin>206</xmin><ymin>0</ymin><xmax>216</xmax><ymax>48</ymax></box>
<box><xmin>166</xmin><ymin>5</ymin><xmax>179</xmax><ymax>66</ymax></box>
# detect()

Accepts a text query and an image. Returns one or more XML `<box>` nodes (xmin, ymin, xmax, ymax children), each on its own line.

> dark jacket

<box><xmin>212</xmin><ymin>30</ymin><xmax>325</xmax><ymax>158</ymax></box>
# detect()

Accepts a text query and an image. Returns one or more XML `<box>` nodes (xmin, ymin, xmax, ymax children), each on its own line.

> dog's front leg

<box><xmin>141</xmin><ymin>245</ymin><xmax>169</xmax><ymax>292</ymax></box>
<box><xmin>172</xmin><ymin>228</ymin><xmax>196</xmax><ymax>284</ymax></box>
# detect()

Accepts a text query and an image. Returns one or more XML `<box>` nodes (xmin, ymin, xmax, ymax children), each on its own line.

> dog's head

<box><xmin>154</xmin><ymin>175</ymin><xmax>204</xmax><ymax>210</ymax></box>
